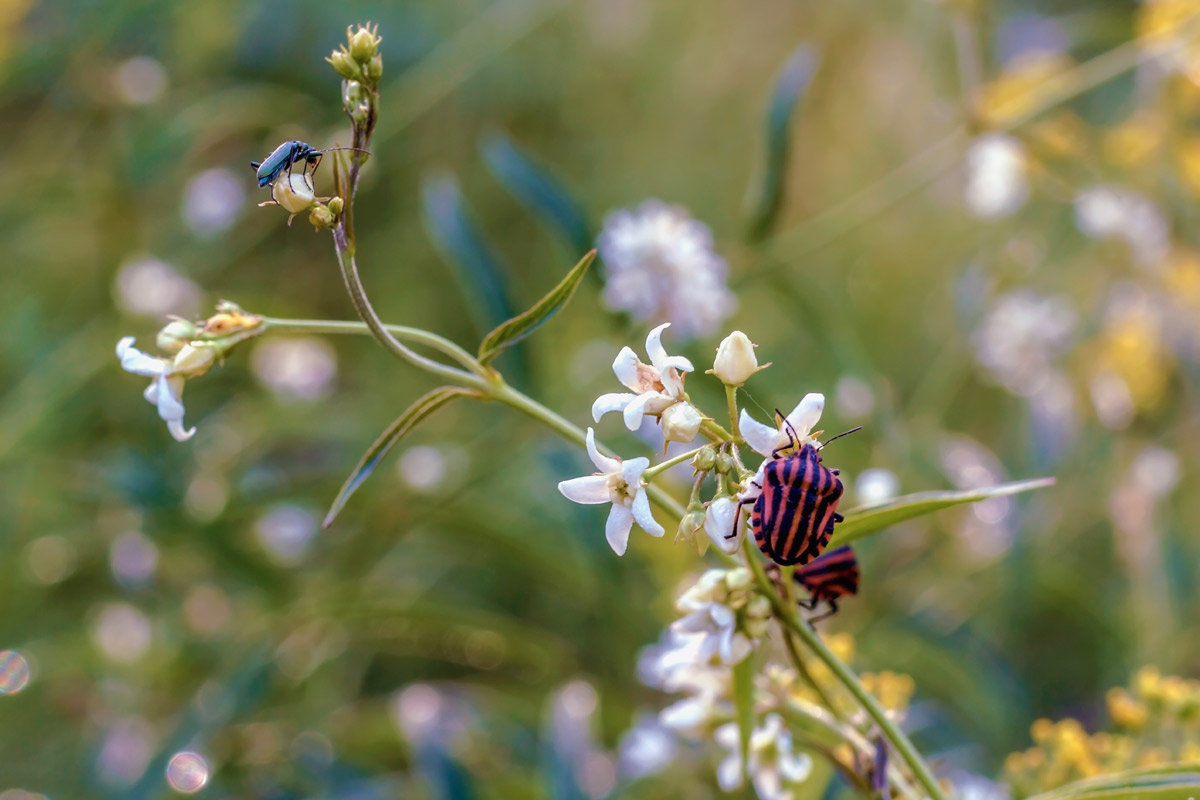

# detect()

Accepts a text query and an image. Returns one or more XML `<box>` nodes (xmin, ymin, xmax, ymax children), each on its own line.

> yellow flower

<box><xmin>1107</xmin><ymin>688</ymin><xmax>1149</xmax><ymax>731</ymax></box>
<box><xmin>1104</xmin><ymin>113</ymin><xmax>1165</xmax><ymax>168</ymax></box>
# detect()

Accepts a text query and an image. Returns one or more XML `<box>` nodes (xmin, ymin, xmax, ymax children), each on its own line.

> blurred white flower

<box><xmin>714</xmin><ymin>714</ymin><xmax>813</xmax><ymax>799</ymax></box>
<box><xmin>255</xmin><ymin>504</ymin><xmax>318</xmax><ymax>566</ymax></box>
<box><xmin>971</xmin><ymin>290</ymin><xmax>1075</xmax><ymax>396</ymax></box>
<box><xmin>670</xmin><ymin>570</ymin><xmax>754</xmax><ymax>666</ymax></box>
<box><xmin>964</xmin><ymin>133</ymin><xmax>1029</xmax><ymax>219</ymax></box>
<box><xmin>617</xmin><ymin>713</ymin><xmax>677</xmax><ymax>780</ymax></box>
<box><xmin>113</xmin><ymin>56</ymin><xmax>167</xmax><ymax>105</ymax></box>
<box><xmin>558</xmin><ymin>427</ymin><xmax>665</xmax><ymax>555</ymax></box>
<box><xmin>117</xmin><ymin>337</ymin><xmax>215</xmax><ymax>442</ymax></box>
<box><xmin>855</xmin><ymin>468</ymin><xmax>899</xmax><ymax>505</ymax></box>
<box><xmin>92</xmin><ymin>603</ymin><xmax>153</xmax><ymax>663</ymax></box>
<box><xmin>1074</xmin><ymin>185</ymin><xmax>1170</xmax><ymax>268</ymax></box>
<box><xmin>592</xmin><ymin>323</ymin><xmax>695</xmax><ymax>436</ymax></box>
<box><xmin>597</xmin><ymin>200</ymin><xmax>736</xmax><ymax>338</ymax></box>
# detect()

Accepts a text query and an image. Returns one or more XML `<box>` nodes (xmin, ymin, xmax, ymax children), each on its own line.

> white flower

<box><xmin>117</xmin><ymin>337</ymin><xmax>214</xmax><ymax>442</ymax></box>
<box><xmin>1074</xmin><ymin>185</ymin><xmax>1169</xmax><ymax>268</ymax></box>
<box><xmin>711</xmin><ymin>330</ymin><xmax>763</xmax><ymax>386</ymax></box>
<box><xmin>557</xmin><ymin>427</ymin><xmax>665</xmax><ymax>555</ymax></box>
<box><xmin>670</xmin><ymin>601</ymin><xmax>752</xmax><ymax>666</ymax></box>
<box><xmin>715</xmin><ymin>714</ymin><xmax>813</xmax><ymax>800</ymax></box>
<box><xmin>963</xmin><ymin>133</ymin><xmax>1029</xmax><ymax>219</ymax></box>
<box><xmin>704</xmin><ymin>497</ymin><xmax>742</xmax><ymax>554</ymax></box>
<box><xmin>660</xmin><ymin>401</ymin><xmax>702</xmax><ymax>444</ymax></box>
<box><xmin>592</xmin><ymin>323</ymin><xmax>696</xmax><ymax>434</ymax></box>
<box><xmin>270</xmin><ymin>169</ymin><xmax>316</xmax><ymax>214</ymax></box>
<box><xmin>971</xmin><ymin>290</ymin><xmax>1075</xmax><ymax>396</ymax></box>
<box><xmin>739</xmin><ymin>393</ymin><xmax>824</xmax><ymax>459</ymax></box>
<box><xmin>596</xmin><ymin>200</ymin><xmax>736</xmax><ymax>338</ymax></box>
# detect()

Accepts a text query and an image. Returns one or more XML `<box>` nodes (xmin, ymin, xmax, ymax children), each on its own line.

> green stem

<box><xmin>643</xmin><ymin>445</ymin><xmax>708</xmax><ymax>480</ymax></box>
<box><xmin>742</xmin><ymin>540</ymin><xmax>946</xmax><ymax>800</ymax></box>
<box><xmin>488</xmin><ymin>381</ymin><xmax>689</xmax><ymax>522</ymax></box>
<box><xmin>260</xmin><ymin>316</ymin><xmax>483</xmax><ymax>375</ymax></box>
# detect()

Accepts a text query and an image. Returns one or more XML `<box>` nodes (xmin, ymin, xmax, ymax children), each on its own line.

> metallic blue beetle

<box><xmin>250</xmin><ymin>141</ymin><xmax>324</xmax><ymax>188</ymax></box>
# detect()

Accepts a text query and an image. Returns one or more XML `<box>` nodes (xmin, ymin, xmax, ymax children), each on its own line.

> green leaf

<box><xmin>1026</xmin><ymin>765</ymin><xmax>1200</xmax><ymax>800</ymax></box>
<box><xmin>477</xmin><ymin>250</ymin><xmax>596</xmax><ymax>365</ymax></box>
<box><xmin>323</xmin><ymin>387</ymin><xmax>478</xmax><ymax>528</ymax></box>
<box><xmin>745</xmin><ymin>44</ymin><xmax>820</xmax><ymax>241</ymax></box>
<box><xmin>481</xmin><ymin>132</ymin><xmax>593</xmax><ymax>253</ymax></box>
<box><xmin>828</xmin><ymin>477</ymin><xmax>1056</xmax><ymax>548</ymax></box>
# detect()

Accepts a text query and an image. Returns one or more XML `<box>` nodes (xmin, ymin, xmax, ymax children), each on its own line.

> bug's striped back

<box><xmin>794</xmin><ymin>545</ymin><xmax>859</xmax><ymax>604</ymax></box>
<box><xmin>750</xmin><ymin>443</ymin><xmax>844</xmax><ymax>566</ymax></box>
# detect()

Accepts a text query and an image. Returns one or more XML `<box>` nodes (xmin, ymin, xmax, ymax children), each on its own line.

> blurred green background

<box><xmin>3</xmin><ymin>0</ymin><xmax>1199</xmax><ymax>796</ymax></box>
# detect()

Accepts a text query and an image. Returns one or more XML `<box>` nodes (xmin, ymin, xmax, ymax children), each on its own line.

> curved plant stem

<box><xmin>260</xmin><ymin>316</ymin><xmax>482</xmax><ymax>374</ymax></box>
<box><xmin>743</xmin><ymin>540</ymin><xmax>946</xmax><ymax>800</ymax></box>
<box><xmin>643</xmin><ymin>444</ymin><xmax>708</xmax><ymax>480</ymax></box>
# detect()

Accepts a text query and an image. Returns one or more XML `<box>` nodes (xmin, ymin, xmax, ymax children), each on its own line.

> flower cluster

<box><xmin>596</xmin><ymin>200</ymin><xmax>736</xmax><ymax>339</ymax></box>
<box><xmin>116</xmin><ymin>302</ymin><xmax>264</xmax><ymax>441</ymax></box>
<box><xmin>1005</xmin><ymin>666</ymin><xmax>1200</xmax><ymax>799</ymax></box>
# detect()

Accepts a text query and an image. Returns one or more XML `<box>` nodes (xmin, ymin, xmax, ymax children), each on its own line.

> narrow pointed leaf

<box><xmin>481</xmin><ymin>132</ymin><xmax>592</xmax><ymax>253</ymax></box>
<box><xmin>477</xmin><ymin>250</ymin><xmax>596</xmax><ymax>365</ymax></box>
<box><xmin>1027</xmin><ymin>765</ymin><xmax>1200</xmax><ymax>800</ymax></box>
<box><xmin>745</xmin><ymin>44</ymin><xmax>820</xmax><ymax>241</ymax></box>
<box><xmin>421</xmin><ymin>173</ymin><xmax>514</xmax><ymax>334</ymax></box>
<box><xmin>828</xmin><ymin>477</ymin><xmax>1056</xmax><ymax>548</ymax></box>
<box><xmin>324</xmin><ymin>387</ymin><xmax>478</xmax><ymax>527</ymax></box>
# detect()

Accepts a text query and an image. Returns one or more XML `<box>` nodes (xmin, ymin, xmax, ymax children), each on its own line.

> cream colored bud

<box><xmin>171</xmin><ymin>343</ymin><xmax>216</xmax><ymax>377</ymax></box>
<box><xmin>714</xmin><ymin>452</ymin><xmax>733</xmax><ymax>475</ymax></box>
<box><xmin>156</xmin><ymin>319</ymin><xmax>198</xmax><ymax>354</ymax></box>
<box><xmin>661</xmin><ymin>402</ymin><xmax>702</xmax><ymax>444</ymax></box>
<box><xmin>349</xmin><ymin>27</ymin><xmax>380</xmax><ymax>62</ymax></box>
<box><xmin>309</xmin><ymin>203</ymin><xmax>336</xmax><ymax>229</ymax></box>
<box><xmin>712</xmin><ymin>330</ymin><xmax>761</xmax><ymax>386</ymax></box>
<box><xmin>271</xmin><ymin>170</ymin><xmax>316</xmax><ymax>214</ymax></box>
<box><xmin>327</xmin><ymin>49</ymin><xmax>361</xmax><ymax>81</ymax></box>
<box><xmin>327</xmin><ymin>196</ymin><xmax>344</xmax><ymax>216</ymax></box>
<box><xmin>693</xmin><ymin>446</ymin><xmax>717</xmax><ymax>471</ymax></box>
<box><xmin>366</xmin><ymin>54</ymin><xmax>383</xmax><ymax>81</ymax></box>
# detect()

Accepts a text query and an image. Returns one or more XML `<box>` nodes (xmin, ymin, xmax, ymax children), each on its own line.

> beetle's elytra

<box><xmin>250</xmin><ymin>140</ymin><xmax>322</xmax><ymax>188</ymax></box>
<box><xmin>794</xmin><ymin>544</ymin><xmax>859</xmax><ymax>619</ymax></box>
<box><xmin>747</xmin><ymin>442</ymin><xmax>845</xmax><ymax>566</ymax></box>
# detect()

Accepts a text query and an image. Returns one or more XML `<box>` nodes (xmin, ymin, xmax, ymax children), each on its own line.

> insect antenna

<box><xmin>818</xmin><ymin>426</ymin><xmax>862</xmax><ymax>449</ymax></box>
<box><xmin>318</xmin><ymin>146</ymin><xmax>373</xmax><ymax>157</ymax></box>
<box><xmin>741</xmin><ymin>388</ymin><xmax>773</xmax><ymax>422</ymax></box>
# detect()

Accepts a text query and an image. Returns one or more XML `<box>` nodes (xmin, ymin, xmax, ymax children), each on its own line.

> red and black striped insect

<box><xmin>793</xmin><ymin>545</ymin><xmax>859</xmax><ymax>620</ymax></box>
<box><xmin>734</xmin><ymin>421</ymin><xmax>859</xmax><ymax>567</ymax></box>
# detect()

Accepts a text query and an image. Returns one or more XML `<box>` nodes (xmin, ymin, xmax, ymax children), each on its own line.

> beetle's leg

<box><xmin>797</xmin><ymin>596</ymin><xmax>818</xmax><ymax>611</ymax></box>
<box><xmin>832</xmin><ymin>512</ymin><xmax>844</xmax><ymax>523</ymax></box>
<box><xmin>831</xmin><ymin>468</ymin><xmax>840</xmax><ymax>476</ymax></box>
<box><xmin>808</xmin><ymin>600</ymin><xmax>838</xmax><ymax>624</ymax></box>
<box><xmin>250</xmin><ymin>161</ymin><xmax>261</xmax><ymax>170</ymax></box>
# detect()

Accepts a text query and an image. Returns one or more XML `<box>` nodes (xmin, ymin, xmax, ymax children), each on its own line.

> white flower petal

<box><xmin>630</xmin><ymin>484</ymin><xmax>664</xmax><ymax>536</ymax></box>
<box><xmin>660</xmin><ymin>697</ymin><xmax>714</xmax><ymax>735</ymax></box>
<box><xmin>605</xmin><ymin>503</ymin><xmax>635</xmax><ymax>555</ymax></box>
<box><xmin>612</xmin><ymin>346</ymin><xmax>643</xmax><ymax>391</ymax></box>
<box><xmin>727</xmin><ymin>633</ymin><xmax>752</xmax><ymax>665</ymax></box>
<box><xmin>117</xmin><ymin>337</ymin><xmax>167</xmax><ymax>377</ymax></box>
<box><xmin>704</xmin><ymin>497</ymin><xmax>740</xmax><ymax>553</ymax></box>
<box><xmin>740</xmin><ymin>409</ymin><xmax>784</xmax><ymax>457</ymax></box>
<box><xmin>752</xmin><ymin>768</ymin><xmax>784</xmax><ymax>800</ymax></box>
<box><xmin>558</xmin><ymin>474</ymin><xmax>612</xmax><ymax>504</ymax></box>
<box><xmin>592</xmin><ymin>392</ymin><xmax>635</xmax><ymax>424</ymax></box>
<box><xmin>786</xmin><ymin>393</ymin><xmax>825</xmax><ymax>438</ymax></box>
<box><xmin>622</xmin><ymin>455</ymin><xmax>650</xmax><ymax>484</ymax></box>
<box><xmin>658</xmin><ymin>355</ymin><xmax>694</xmax><ymax>374</ymax></box>
<box><xmin>168</xmin><ymin>419</ymin><xmax>196</xmax><ymax>442</ymax></box>
<box><xmin>670</xmin><ymin>609</ymin><xmax>711</xmax><ymax>636</ymax></box>
<box><xmin>717</xmin><ymin>752</ymin><xmax>744</xmax><ymax>792</ymax></box>
<box><xmin>779</xmin><ymin>752</ymin><xmax>813</xmax><ymax>782</ymax></box>
<box><xmin>622</xmin><ymin>391</ymin><xmax>657</xmax><ymax>430</ymax></box>
<box><xmin>644</xmin><ymin>323</ymin><xmax>672</xmax><ymax>368</ymax></box>
<box><xmin>584</xmin><ymin>426</ymin><xmax>622</xmax><ymax>474</ymax></box>
<box><xmin>713</xmin><ymin>722</ymin><xmax>741</xmax><ymax>750</ymax></box>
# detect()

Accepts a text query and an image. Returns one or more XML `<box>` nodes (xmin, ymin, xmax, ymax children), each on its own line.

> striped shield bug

<box><xmin>793</xmin><ymin>545</ymin><xmax>859</xmax><ymax>620</ymax></box>
<box><xmin>735</xmin><ymin>419</ymin><xmax>860</xmax><ymax>567</ymax></box>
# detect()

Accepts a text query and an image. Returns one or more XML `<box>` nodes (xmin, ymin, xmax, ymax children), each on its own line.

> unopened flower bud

<box><xmin>348</xmin><ymin>25</ymin><xmax>381</xmax><ymax>63</ymax></box>
<box><xmin>327</xmin><ymin>196</ymin><xmax>344</xmax><ymax>216</ymax></box>
<box><xmin>366</xmin><ymin>54</ymin><xmax>383</xmax><ymax>81</ymax></box>
<box><xmin>271</xmin><ymin>170</ymin><xmax>316</xmax><ymax>214</ymax></box>
<box><xmin>156</xmin><ymin>319</ymin><xmax>198</xmax><ymax>354</ymax></box>
<box><xmin>714</xmin><ymin>452</ymin><xmax>733</xmax><ymax>475</ymax></box>
<box><xmin>725</xmin><ymin>566</ymin><xmax>753</xmax><ymax>593</ymax></box>
<box><xmin>309</xmin><ymin>203</ymin><xmax>336</xmax><ymax>229</ymax></box>
<box><xmin>693</xmin><ymin>446</ymin><xmax>717</xmax><ymax>472</ymax></box>
<box><xmin>327</xmin><ymin>48</ymin><xmax>361</xmax><ymax>81</ymax></box>
<box><xmin>171</xmin><ymin>343</ymin><xmax>216</xmax><ymax>377</ymax></box>
<box><xmin>745</xmin><ymin>593</ymin><xmax>771</xmax><ymax>620</ymax></box>
<box><xmin>343</xmin><ymin>80</ymin><xmax>365</xmax><ymax>109</ymax></box>
<box><xmin>676</xmin><ymin>508</ymin><xmax>709</xmax><ymax>555</ymax></box>
<box><xmin>661</xmin><ymin>401</ymin><xmax>702</xmax><ymax>444</ymax></box>
<box><xmin>711</xmin><ymin>330</ymin><xmax>764</xmax><ymax>386</ymax></box>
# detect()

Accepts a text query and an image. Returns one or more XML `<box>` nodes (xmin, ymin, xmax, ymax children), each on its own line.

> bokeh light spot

<box><xmin>0</xmin><ymin>650</ymin><xmax>31</xmax><ymax>695</ymax></box>
<box><xmin>165</xmin><ymin>751</ymin><xmax>209</xmax><ymax>793</ymax></box>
